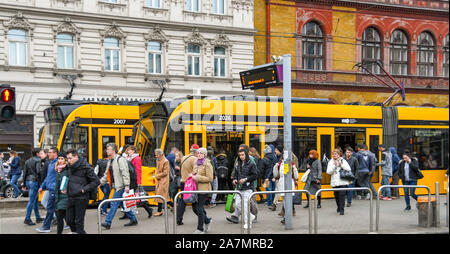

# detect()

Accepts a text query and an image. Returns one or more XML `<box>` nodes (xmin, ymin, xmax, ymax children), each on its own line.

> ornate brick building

<box><xmin>254</xmin><ymin>0</ymin><xmax>449</xmax><ymax>107</ymax></box>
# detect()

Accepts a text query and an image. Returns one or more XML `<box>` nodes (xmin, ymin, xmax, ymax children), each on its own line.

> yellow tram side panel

<box><xmin>397</xmin><ymin>107</ymin><xmax>449</xmax><ymax>195</ymax></box>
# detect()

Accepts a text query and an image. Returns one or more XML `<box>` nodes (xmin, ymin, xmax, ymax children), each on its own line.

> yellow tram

<box><xmin>135</xmin><ymin>95</ymin><xmax>448</xmax><ymax>199</ymax></box>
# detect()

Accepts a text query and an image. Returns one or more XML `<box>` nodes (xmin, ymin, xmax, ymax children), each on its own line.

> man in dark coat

<box><xmin>66</xmin><ymin>148</ymin><xmax>100</xmax><ymax>234</ymax></box>
<box><xmin>398</xmin><ymin>151</ymin><xmax>420</xmax><ymax>210</ymax></box>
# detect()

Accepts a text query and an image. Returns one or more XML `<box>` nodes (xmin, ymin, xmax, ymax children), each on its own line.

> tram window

<box><xmin>265</xmin><ymin>127</ymin><xmax>283</xmax><ymax>147</ymax></box>
<box><xmin>165</xmin><ymin>130</ymin><xmax>184</xmax><ymax>155</ymax></box>
<box><xmin>189</xmin><ymin>133</ymin><xmax>203</xmax><ymax>149</ymax></box>
<box><xmin>294</xmin><ymin>127</ymin><xmax>317</xmax><ymax>172</ymax></box>
<box><xmin>102</xmin><ymin>136</ymin><xmax>116</xmax><ymax>152</ymax></box>
<box><xmin>334</xmin><ymin>127</ymin><xmax>365</xmax><ymax>152</ymax></box>
<box><xmin>398</xmin><ymin>128</ymin><xmax>449</xmax><ymax>170</ymax></box>
<box><xmin>62</xmin><ymin>127</ymin><xmax>89</xmax><ymax>159</ymax></box>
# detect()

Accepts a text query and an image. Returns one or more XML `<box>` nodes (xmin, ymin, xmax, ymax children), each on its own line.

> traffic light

<box><xmin>0</xmin><ymin>84</ymin><xmax>16</xmax><ymax>121</ymax></box>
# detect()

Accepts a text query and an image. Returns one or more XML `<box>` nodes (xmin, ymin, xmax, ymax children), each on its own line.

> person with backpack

<box><xmin>66</xmin><ymin>149</ymin><xmax>100</xmax><ymax>234</ymax></box>
<box><xmin>22</xmin><ymin>148</ymin><xmax>44</xmax><ymax>225</ymax></box>
<box><xmin>154</xmin><ymin>148</ymin><xmax>170</xmax><ymax>217</ymax></box>
<box><xmin>215</xmin><ymin>150</ymin><xmax>230</xmax><ymax>201</ymax></box>
<box><xmin>125</xmin><ymin>145</ymin><xmax>153</xmax><ymax>218</ymax></box>
<box><xmin>177</xmin><ymin>144</ymin><xmax>199</xmax><ymax>225</ymax></box>
<box><xmin>353</xmin><ymin>144</ymin><xmax>374</xmax><ymax>200</ymax></box>
<box><xmin>101</xmin><ymin>143</ymin><xmax>138</xmax><ymax>230</ymax></box>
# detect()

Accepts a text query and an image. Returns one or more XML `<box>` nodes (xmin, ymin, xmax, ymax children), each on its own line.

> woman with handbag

<box><xmin>327</xmin><ymin>149</ymin><xmax>352</xmax><ymax>215</ymax></box>
<box><xmin>302</xmin><ymin>150</ymin><xmax>322</xmax><ymax>208</ymax></box>
<box><xmin>191</xmin><ymin>147</ymin><xmax>213</xmax><ymax>234</ymax></box>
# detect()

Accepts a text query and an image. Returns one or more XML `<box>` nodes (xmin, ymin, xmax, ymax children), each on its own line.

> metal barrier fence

<box><xmin>314</xmin><ymin>187</ymin><xmax>373</xmax><ymax>234</ymax></box>
<box><xmin>97</xmin><ymin>195</ymin><xmax>168</xmax><ymax>234</ymax></box>
<box><xmin>376</xmin><ymin>185</ymin><xmax>431</xmax><ymax>232</ymax></box>
<box><xmin>247</xmin><ymin>190</ymin><xmax>312</xmax><ymax>234</ymax></box>
<box><xmin>173</xmin><ymin>190</ymin><xmax>245</xmax><ymax>234</ymax></box>
<box><xmin>435</xmin><ymin>182</ymin><xmax>440</xmax><ymax>227</ymax></box>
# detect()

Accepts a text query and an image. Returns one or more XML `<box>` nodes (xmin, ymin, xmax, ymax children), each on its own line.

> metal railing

<box><xmin>314</xmin><ymin>187</ymin><xmax>373</xmax><ymax>234</ymax></box>
<box><xmin>447</xmin><ymin>176</ymin><xmax>449</xmax><ymax>227</ymax></box>
<box><xmin>97</xmin><ymin>195</ymin><xmax>168</xmax><ymax>234</ymax></box>
<box><xmin>435</xmin><ymin>182</ymin><xmax>440</xmax><ymax>227</ymax></box>
<box><xmin>173</xmin><ymin>190</ymin><xmax>245</xmax><ymax>234</ymax></box>
<box><xmin>247</xmin><ymin>190</ymin><xmax>312</xmax><ymax>234</ymax></box>
<box><xmin>376</xmin><ymin>185</ymin><xmax>431</xmax><ymax>232</ymax></box>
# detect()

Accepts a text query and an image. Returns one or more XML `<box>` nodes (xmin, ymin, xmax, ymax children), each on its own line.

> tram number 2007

<box><xmin>113</xmin><ymin>119</ymin><xmax>127</xmax><ymax>125</ymax></box>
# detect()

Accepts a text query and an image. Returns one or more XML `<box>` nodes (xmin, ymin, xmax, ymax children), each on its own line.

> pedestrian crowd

<box><xmin>3</xmin><ymin>140</ymin><xmax>441</xmax><ymax>234</ymax></box>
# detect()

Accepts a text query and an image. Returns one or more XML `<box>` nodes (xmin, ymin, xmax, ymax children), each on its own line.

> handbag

<box><xmin>225</xmin><ymin>192</ymin><xmax>235</xmax><ymax>213</ymax></box>
<box><xmin>183</xmin><ymin>176</ymin><xmax>198</xmax><ymax>203</ymax></box>
<box><xmin>41</xmin><ymin>190</ymin><xmax>49</xmax><ymax>208</ymax></box>
<box><xmin>416</xmin><ymin>168</ymin><xmax>424</xmax><ymax>180</ymax></box>
<box><xmin>301</xmin><ymin>169</ymin><xmax>311</xmax><ymax>183</ymax></box>
<box><xmin>339</xmin><ymin>169</ymin><xmax>356</xmax><ymax>181</ymax></box>
<box><xmin>122</xmin><ymin>189</ymin><xmax>137</xmax><ymax>212</ymax></box>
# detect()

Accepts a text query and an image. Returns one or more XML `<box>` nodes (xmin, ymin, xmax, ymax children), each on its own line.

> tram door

<box><xmin>366</xmin><ymin>128</ymin><xmax>382</xmax><ymax>185</ymax></box>
<box><xmin>184</xmin><ymin>126</ymin><xmax>206</xmax><ymax>155</ymax></box>
<box><xmin>317</xmin><ymin>127</ymin><xmax>335</xmax><ymax>186</ymax></box>
<box><xmin>245</xmin><ymin>126</ymin><xmax>265</xmax><ymax>158</ymax></box>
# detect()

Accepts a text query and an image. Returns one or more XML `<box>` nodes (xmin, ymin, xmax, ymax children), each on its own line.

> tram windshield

<box><xmin>42</xmin><ymin>107</ymin><xmax>65</xmax><ymax>149</ymax></box>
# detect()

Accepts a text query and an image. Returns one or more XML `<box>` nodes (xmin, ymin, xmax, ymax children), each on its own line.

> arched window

<box><xmin>443</xmin><ymin>34</ymin><xmax>449</xmax><ymax>77</ymax></box>
<box><xmin>8</xmin><ymin>29</ymin><xmax>27</xmax><ymax>66</ymax></box>
<box><xmin>214</xmin><ymin>46</ymin><xmax>226</xmax><ymax>77</ymax></box>
<box><xmin>417</xmin><ymin>32</ymin><xmax>435</xmax><ymax>76</ymax></box>
<box><xmin>187</xmin><ymin>43</ymin><xmax>201</xmax><ymax>76</ymax></box>
<box><xmin>57</xmin><ymin>33</ymin><xmax>74</xmax><ymax>69</ymax></box>
<box><xmin>302</xmin><ymin>22</ymin><xmax>324</xmax><ymax>70</ymax></box>
<box><xmin>148</xmin><ymin>41</ymin><xmax>162</xmax><ymax>74</ymax></box>
<box><xmin>362</xmin><ymin>27</ymin><xmax>381</xmax><ymax>74</ymax></box>
<box><xmin>104</xmin><ymin>37</ymin><xmax>120</xmax><ymax>71</ymax></box>
<box><xmin>390</xmin><ymin>30</ymin><xmax>408</xmax><ymax>75</ymax></box>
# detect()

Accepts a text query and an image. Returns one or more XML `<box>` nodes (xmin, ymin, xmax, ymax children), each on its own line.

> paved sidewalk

<box><xmin>1</xmin><ymin>195</ymin><xmax>448</xmax><ymax>234</ymax></box>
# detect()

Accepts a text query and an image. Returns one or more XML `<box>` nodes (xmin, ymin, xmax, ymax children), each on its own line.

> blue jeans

<box><xmin>25</xmin><ymin>181</ymin><xmax>41</xmax><ymax>221</ymax></box>
<box><xmin>42</xmin><ymin>190</ymin><xmax>56</xmax><ymax>229</ymax></box>
<box><xmin>105</xmin><ymin>188</ymin><xmax>136</xmax><ymax>225</ymax></box>
<box><xmin>347</xmin><ymin>182</ymin><xmax>355</xmax><ymax>204</ymax></box>
<box><xmin>403</xmin><ymin>180</ymin><xmax>418</xmax><ymax>207</ymax></box>
<box><xmin>100</xmin><ymin>184</ymin><xmax>111</xmax><ymax>213</ymax></box>
<box><xmin>266</xmin><ymin>180</ymin><xmax>276</xmax><ymax>206</ymax></box>
<box><xmin>10</xmin><ymin>174</ymin><xmax>21</xmax><ymax>197</ymax></box>
<box><xmin>381</xmin><ymin>175</ymin><xmax>392</xmax><ymax>197</ymax></box>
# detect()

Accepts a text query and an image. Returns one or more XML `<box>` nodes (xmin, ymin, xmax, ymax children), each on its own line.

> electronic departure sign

<box><xmin>240</xmin><ymin>63</ymin><xmax>282</xmax><ymax>90</ymax></box>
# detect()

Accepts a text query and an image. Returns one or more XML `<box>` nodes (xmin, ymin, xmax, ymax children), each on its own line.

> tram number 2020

<box><xmin>113</xmin><ymin>119</ymin><xmax>127</xmax><ymax>125</ymax></box>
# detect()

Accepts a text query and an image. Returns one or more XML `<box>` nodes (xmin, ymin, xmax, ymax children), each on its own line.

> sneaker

<box><xmin>36</xmin><ymin>227</ymin><xmax>51</xmax><ymax>233</ymax></box>
<box><xmin>24</xmin><ymin>219</ymin><xmax>35</xmax><ymax>226</ymax></box>
<box><xmin>226</xmin><ymin>215</ymin><xmax>239</xmax><ymax>224</ymax></box>
<box><xmin>386</xmin><ymin>197</ymin><xmax>392</xmax><ymax>201</ymax></box>
<box><xmin>193</xmin><ymin>229</ymin><xmax>205</xmax><ymax>234</ymax></box>
<box><xmin>346</xmin><ymin>203</ymin><xmax>351</xmax><ymax>207</ymax></box>
<box><xmin>204</xmin><ymin>218</ymin><xmax>212</xmax><ymax>233</ymax></box>
<box><xmin>404</xmin><ymin>206</ymin><xmax>411</xmax><ymax>211</ymax></box>
<box><xmin>15</xmin><ymin>193</ymin><xmax>23</xmax><ymax>198</ymax></box>
<box><xmin>64</xmin><ymin>225</ymin><xmax>70</xmax><ymax>230</ymax></box>
<box><xmin>268</xmin><ymin>204</ymin><xmax>276</xmax><ymax>211</ymax></box>
<box><xmin>124</xmin><ymin>220</ymin><xmax>138</xmax><ymax>227</ymax></box>
<box><xmin>101</xmin><ymin>211</ymin><xmax>108</xmax><ymax>216</ymax></box>
<box><xmin>356</xmin><ymin>195</ymin><xmax>362</xmax><ymax>200</ymax></box>
<box><xmin>176</xmin><ymin>221</ymin><xmax>184</xmax><ymax>226</ymax></box>
<box><xmin>243</xmin><ymin>224</ymin><xmax>252</xmax><ymax>230</ymax></box>
<box><xmin>101</xmin><ymin>223</ymin><xmax>111</xmax><ymax>230</ymax></box>
<box><xmin>209</xmin><ymin>203</ymin><xmax>217</xmax><ymax>208</ymax></box>
<box><xmin>340</xmin><ymin>210</ymin><xmax>345</xmax><ymax>215</ymax></box>
<box><xmin>365</xmin><ymin>194</ymin><xmax>371</xmax><ymax>200</ymax></box>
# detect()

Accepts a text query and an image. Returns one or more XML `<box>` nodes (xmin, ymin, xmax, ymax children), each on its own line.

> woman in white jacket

<box><xmin>327</xmin><ymin>149</ymin><xmax>352</xmax><ymax>215</ymax></box>
<box><xmin>273</xmin><ymin>158</ymin><xmax>299</xmax><ymax>223</ymax></box>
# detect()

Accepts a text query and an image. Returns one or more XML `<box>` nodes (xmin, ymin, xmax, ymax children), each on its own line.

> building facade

<box><xmin>254</xmin><ymin>0</ymin><xmax>449</xmax><ymax>107</ymax></box>
<box><xmin>0</xmin><ymin>0</ymin><xmax>255</xmax><ymax>149</ymax></box>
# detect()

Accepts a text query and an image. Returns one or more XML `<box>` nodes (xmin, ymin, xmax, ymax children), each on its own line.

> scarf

<box><xmin>197</xmin><ymin>158</ymin><xmax>206</xmax><ymax>166</ymax></box>
<box><xmin>57</xmin><ymin>163</ymin><xmax>67</xmax><ymax>173</ymax></box>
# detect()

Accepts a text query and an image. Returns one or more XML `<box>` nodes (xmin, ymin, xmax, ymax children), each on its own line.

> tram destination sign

<box><xmin>240</xmin><ymin>63</ymin><xmax>283</xmax><ymax>90</ymax></box>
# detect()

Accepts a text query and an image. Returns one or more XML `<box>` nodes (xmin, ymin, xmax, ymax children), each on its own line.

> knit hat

<box><xmin>198</xmin><ymin>147</ymin><xmax>208</xmax><ymax>156</ymax></box>
<box><xmin>57</xmin><ymin>152</ymin><xmax>67</xmax><ymax>159</ymax></box>
<box><xmin>263</xmin><ymin>145</ymin><xmax>272</xmax><ymax>155</ymax></box>
<box><xmin>191</xmin><ymin>144</ymin><xmax>200</xmax><ymax>150</ymax></box>
<box><xmin>276</xmin><ymin>145</ymin><xmax>284</xmax><ymax>153</ymax></box>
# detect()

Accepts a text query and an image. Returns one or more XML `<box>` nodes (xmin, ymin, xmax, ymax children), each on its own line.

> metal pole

<box><xmin>447</xmin><ymin>176</ymin><xmax>449</xmax><ymax>227</ymax></box>
<box><xmin>282</xmin><ymin>54</ymin><xmax>293</xmax><ymax>230</ymax></box>
<box><xmin>435</xmin><ymin>181</ymin><xmax>440</xmax><ymax>227</ymax></box>
<box><xmin>314</xmin><ymin>187</ymin><xmax>372</xmax><ymax>234</ymax></box>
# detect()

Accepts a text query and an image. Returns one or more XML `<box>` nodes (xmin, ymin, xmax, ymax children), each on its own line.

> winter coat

<box><xmin>193</xmin><ymin>159</ymin><xmax>214</xmax><ymax>191</ymax></box>
<box><xmin>155</xmin><ymin>155</ymin><xmax>170</xmax><ymax>203</ymax></box>
<box><xmin>233</xmin><ymin>158</ymin><xmax>258</xmax><ymax>191</ymax></box>
<box><xmin>326</xmin><ymin>157</ymin><xmax>352</xmax><ymax>187</ymax></box>
<box><xmin>261</xmin><ymin>152</ymin><xmax>275</xmax><ymax>180</ymax></box>
<box><xmin>345</xmin><ymin>156</ymin><xmax>359</xmax><ymax>177</ymax></box>
<box><xmin>378</xmin><ymin>150</ymin><xmax>393</xmax><ymax>176</ymax></box>
<box><xmin>273</xmin><ymin>161</ymin><xmax>299</xmax><ymax>196</ymax></box>
<box><xmin>22</xmin><ymin>156</ymin><xmax>41</xmax><ymax>183</ymax></box>
<box><xmin>390</xmin><ymin>147</ymin><xmax>401</xmax><ymax>174</ymax></box>
<box><xmin>55</xmin><ymin>165</ymin><xmax>69</xmax><ymax>210</ymax></box>
<box><xmin>9</xmin><ymin>156</ymin><xmax>21</xmax><ymax>176</ymax></box>
<box><xmin>398</xmin><ymin>158</ymin><xmax>421</xmax><ymax>182</ymax></box>
<box><xmin>67</xmin><ymin>157</ymin><xmax>100</xmax><ymax>200</ymax></box>
<box><xmin>39</xmin><ymin>159</ymin><xmax>50</xmax><ymax>185</ymax></box>
<box><xmin>215</xmin><ymin>153</ymin><xmax>230</xmax><ymax>180</ymax></box>
<box><xmin>95</xmin><ymin>159</ymin><xmax>108</xmax><ymax>179</ymax></box>
<box><xmin>40</xmin><ymin>158</ymin><xmax>58</xmax><ymax>191</ymax></box>
<box><xmin>128</xmin><ymin>154</ymin><xmax>142</xmax><ymax>185</ymax></box>
<box><xmin>303</xmin><ymin>159</ymin><xmax>322</xmax><ymax>195</ymax></box>
<box><xmin>354</xmin><ymin>150</ymin><xmax>373</xmax><ymax>173</ymax></box>
<box><xmin>101</xmin><ymin>155</ymin><xmax>130</xmax><ymax>190</ymax></box>
<box><xmin>180</xmin><ymin>153</ymin><xmax>197</xmax><ymax>183</ymax></box>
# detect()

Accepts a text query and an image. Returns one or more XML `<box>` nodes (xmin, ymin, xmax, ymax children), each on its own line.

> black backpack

<box><xmin>126</xmin><ymin>158</ymin><xmax>138</xmax><ymax>190</ymax></box>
